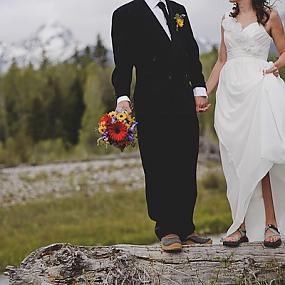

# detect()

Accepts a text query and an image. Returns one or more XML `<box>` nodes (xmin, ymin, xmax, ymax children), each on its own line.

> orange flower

<box><xmin>108</xmin><ymin>121</ymin><xmax>128</xmax><ymax>142</ymax></box>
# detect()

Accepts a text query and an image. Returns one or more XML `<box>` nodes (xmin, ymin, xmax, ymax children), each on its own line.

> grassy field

<box><xmin>0</xmin><ymin>172</ymin><xmax>231</xmax><ymax>272</ymax></box>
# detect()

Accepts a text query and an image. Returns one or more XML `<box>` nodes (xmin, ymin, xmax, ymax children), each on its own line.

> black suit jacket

<box><xmin>111</xmin><ymin>0</ymin><xmax>206</xmax><ymax>118</ymax></box>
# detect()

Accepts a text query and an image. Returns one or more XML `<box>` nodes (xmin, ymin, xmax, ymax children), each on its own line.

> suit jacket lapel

<box><xmin>136</xmin><ymin>0</ymin><xmax>172</xmax><ymax>44</ymax></box>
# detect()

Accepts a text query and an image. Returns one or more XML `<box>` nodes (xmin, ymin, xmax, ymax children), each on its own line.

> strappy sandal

<box><xmin>264</xmin><ymin>224</ymin><xmax>282</xmax><ymax>248</ymax></box>
<box><xmin>222</xmin><ymin>227</ymin><xmax>249</xmax><ymax>247</ymax></box>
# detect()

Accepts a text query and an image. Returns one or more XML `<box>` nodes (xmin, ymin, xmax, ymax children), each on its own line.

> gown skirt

<box><xmin>215</xmin><ymin>57</ymin><xmax>285</xmax><ymax>241</ymax></box>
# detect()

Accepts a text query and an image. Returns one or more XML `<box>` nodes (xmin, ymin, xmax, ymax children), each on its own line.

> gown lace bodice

<box><xmin>222</xmin><ymin>13</ymin><xmax>272</xmax><ymax>61</ymax></box>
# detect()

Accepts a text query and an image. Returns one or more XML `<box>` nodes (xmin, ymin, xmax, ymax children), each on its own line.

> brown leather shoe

<box><xmin>161</xmin><ymin>234</ymin><xmax>182</xmax><ymax>252</ymax></box>
<box><xmin>182</xmin><ymin>233</ymin><xmax>212</xmax><ymax>245</ymax></box>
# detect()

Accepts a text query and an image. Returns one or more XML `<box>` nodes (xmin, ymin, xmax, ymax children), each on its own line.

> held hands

<box><xmin>195</xmin><ymin>96</ymin><xmax>211</xmax><ymax>113</ymax></box>
<box><xmin>116</xmin><ymin>101</ymin><xmax>132</xmax><ymax>114</ymax></box>
<box><xmin>116</xmin><ymin>98</ymin><xmax>211</xmax><ymax>114</ymax></box>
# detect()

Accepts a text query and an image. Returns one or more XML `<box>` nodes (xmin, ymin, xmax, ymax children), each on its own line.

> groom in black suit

<box><xmin>111</xmin><ymin>0</ymin><xmax>211</xmax><ymax>252</ymax></box>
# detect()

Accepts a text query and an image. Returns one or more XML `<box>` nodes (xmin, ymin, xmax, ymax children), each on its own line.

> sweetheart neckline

<box><xmin>232</xmin><ymin>17</ymin><xmax>272</xmax><ymax>39</ymax></box>
<box><xmin>234</xmin><ymin>20</ymin><xmax>258</xmax><ymax>32</ymax></box>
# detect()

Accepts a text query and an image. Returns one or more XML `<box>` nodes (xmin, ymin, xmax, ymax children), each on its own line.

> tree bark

<box><xmin>6</xmin><ymin>243</ymin><xmax>285</xmax><ymax>285</ymax></box>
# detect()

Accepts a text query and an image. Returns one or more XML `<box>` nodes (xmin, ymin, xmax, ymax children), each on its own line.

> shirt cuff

<box><xmin>193</xmin><ymin>87</ymin><xmax>208</xmax><ymax>97</ymax></box>
<box><xmin>117</xmin><ymin>96</ymin><xmax>131</xmax><ymax>104</ymax></box>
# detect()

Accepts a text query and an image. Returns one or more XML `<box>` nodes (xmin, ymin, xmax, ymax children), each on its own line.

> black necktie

<box><xmin>157</xmin><ymin>1</ymin><xmax>175</xmax><ymax>40</ymax></box>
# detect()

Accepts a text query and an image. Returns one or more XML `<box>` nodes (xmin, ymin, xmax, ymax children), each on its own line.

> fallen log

<box><xmin>6</xmin><ymin>242</ymin><xmax>285</xmax><ymax>285</ymax></box>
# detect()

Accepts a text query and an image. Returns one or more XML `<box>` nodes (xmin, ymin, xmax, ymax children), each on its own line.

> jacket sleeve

<box><xmin>182</xmin><ymin>7</ymin><xmax>206</xmax><ymax>89</ymax></box>
<box><xmin>111</xmin><ymin>8</ymin><xmax>134</xmax><ymax>100</ymax></box>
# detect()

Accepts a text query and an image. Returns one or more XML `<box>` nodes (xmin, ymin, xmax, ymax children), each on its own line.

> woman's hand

<box><xmin>264</xmin><ymin>63</ymin><xmax>280</xmax><ymax>77</ymax></box>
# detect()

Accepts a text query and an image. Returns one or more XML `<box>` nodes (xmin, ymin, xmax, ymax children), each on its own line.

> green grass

<box><xmin>0</xmin><ymin>189</ymin><xmax>156</xmax><ymax>272</ymax></box>
<box><xmin>196</xmin><ymin>176</ymin><xmax>231</xmax><ymax>234</ymax></box>
<box><xmin>0</xmin><ymin>172</ymin><xmax>231</xmax><ymax>272</ymax></box>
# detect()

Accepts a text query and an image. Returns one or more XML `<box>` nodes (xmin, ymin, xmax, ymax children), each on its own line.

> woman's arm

<box><xmin>206</xmin><ymin>18</ymin><xmax>227</xmax><ymax>95</ymax></box>
<box><xmin>266</xmin><ymin>10</ymin><xmax>285</xmax><ymax>75</ymax></box>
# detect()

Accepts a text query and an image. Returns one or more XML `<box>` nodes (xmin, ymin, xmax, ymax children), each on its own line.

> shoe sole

<box><xmin>264</xmin><ymin>239</ymin><xmax>282</xmax><ymax>248</ymax></box>
<box><xmin>161</xmin><ymin>242</ymin><xmax>182</xmax><ymax>253</ymax></box>
<box><xmin>223</xmin><ymin>236</ymin><xmax>249</xmax><ymax>247</ymax></box>
<box><xmin>182</xmin><ymin>239</ymin><xmax>213</xmax><ymax>246</ymax></box>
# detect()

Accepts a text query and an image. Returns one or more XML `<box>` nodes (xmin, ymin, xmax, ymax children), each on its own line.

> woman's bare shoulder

<box><xmin>268</xmin><ymin>9</ymin><xmax>281</xmax><ymax>21</ymax></box>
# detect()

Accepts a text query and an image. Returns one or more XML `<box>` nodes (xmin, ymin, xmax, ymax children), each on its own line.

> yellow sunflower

<box><xmin>108</xmin><ymin>111</ymin><xmax>117</xmax><ymax>118</ymax></box>
<box><xmin>126</xmin><ymin>114</ymin><xmax>134</xmax><ymax>122</ymax></box>
<box><xmin>98</xmin><ymin>124</ymin><xmax>107</xmax><ymax>134</ymax></box>
<box><xmin>116</xmin><ymin>112</ymin><xmax>128</xmax><ymax>122</ymax></box>
<box><xmin>125</xmin><ymin>123</ymin><xmax>131</xmax><ymax>129</ymax></box>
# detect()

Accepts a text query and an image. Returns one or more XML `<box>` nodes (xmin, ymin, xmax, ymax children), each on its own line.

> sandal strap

<box><xmin>265</xmin><ymin>224</ymin><xmax>280</xmax><ymax>236</ymax></box>
<box><xmin>237</xmin><ymin>227</ymin><xmax>246</xmax><ymax>237</ymax></box>
<box><xmin>221</xmin><ymin>227</ymin><xmax>247</xmax><ymax>242</ymax></box>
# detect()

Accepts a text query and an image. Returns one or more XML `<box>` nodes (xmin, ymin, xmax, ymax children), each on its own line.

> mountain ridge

<box><xmin>0</xmin><ymin>20</ymin><xmax>84</xmax><ymax>72</ymax></box>
<box><xmin>1</xmin><ymin>14</ymin><xmax>285</xmax><ymax>73</ymax></box>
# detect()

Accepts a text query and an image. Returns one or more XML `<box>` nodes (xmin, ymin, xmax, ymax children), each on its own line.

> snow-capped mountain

<box><xmin>3</xmin><ymin>13</ymin><xmax>284</xmax><ymax>73</ymax></box>
<box><xmin>0</xmin><ymin>20</ymin><xmax>84</xmax><ymax>73</ymax></box>
<box><xmin>0</xmin><ymin>19</ymin><xmax>215</xmax><ymax>73</ymax></box>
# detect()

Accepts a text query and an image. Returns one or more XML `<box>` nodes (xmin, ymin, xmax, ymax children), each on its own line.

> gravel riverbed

<box><xmin>0</xmin><ymin>153</ymin><xmax>221</xmax><ymax>207</ymax></box>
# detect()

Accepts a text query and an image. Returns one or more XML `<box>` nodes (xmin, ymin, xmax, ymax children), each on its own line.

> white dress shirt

<box><xmin>117</xmin><ymin>0</ymin><xmax>207</xmax><ymax>104</ymax></box>
<box><xmin>146</xmin><ymin>0</ymin><xmax>172</xmax><ymax>40</ymax></box>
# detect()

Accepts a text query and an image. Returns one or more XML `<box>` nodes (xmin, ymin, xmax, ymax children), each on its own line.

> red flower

<box><xmin>108</xmin><ymin>121</ymin><xmax>128</xmax><ymax>142</ymax></box>
<box><xmin>100</xmin><ymin>114</ymin><xmax>112</xmax><ymax>125</ymax></box>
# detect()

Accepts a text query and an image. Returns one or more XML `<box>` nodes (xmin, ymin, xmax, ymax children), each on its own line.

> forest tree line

<box><xmin>0</xmin><ymin>35</ymin><xmax>281</xmax><ymax>166</ymax></box>
<box><xmin>0</xmin><ymin>36</ymin><xmax>118</xmax><ymax>165</ymax></box>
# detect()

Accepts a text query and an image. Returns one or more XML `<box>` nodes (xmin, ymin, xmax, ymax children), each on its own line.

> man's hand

<box><xmin>116</xmin><ymin>100</ymin><xmax>132</xmax><ymax>114</ymax></box>
<box><xmin>195</xmin><ymin>96</ymin><xmax>211</xmax><ymax>113</ymax></box>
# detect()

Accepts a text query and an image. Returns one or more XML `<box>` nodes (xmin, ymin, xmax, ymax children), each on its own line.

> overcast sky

<box><xmin>0</xmin><ymin>0</ymin><xmax>285</xmax><ymax>48</ymax></box>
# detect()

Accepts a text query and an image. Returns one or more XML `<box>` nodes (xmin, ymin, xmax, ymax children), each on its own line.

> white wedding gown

<box><xmin>215</xmin><ymin>13</ymin><xmax>285</xmax><ymax>241</ymax></box>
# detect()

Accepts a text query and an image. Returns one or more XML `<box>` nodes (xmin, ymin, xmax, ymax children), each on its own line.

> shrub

<box><xmin>201</xmin><ymin>171</ymin><xmax>226</xmax><ymax>192</ymax></box>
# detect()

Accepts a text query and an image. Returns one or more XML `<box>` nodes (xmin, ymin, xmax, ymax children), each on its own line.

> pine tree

<box><xmin>78</xmin><ymin>46</ymin><xmax>93</xmax><ymax>68</ymax></box>
<box><xmin>72</xmin><ymin>48</ymin><xmax>80</xmax><ymax>66</ymax></box>
<box><xmin>0</xmin><ymin>89</ymin><xmax>8</xmax><ymax>142</ymax></box>
<box><xmin>94</xmin><ymin>35</ymin><xmax>108</xmax><ymax>67</ymax></box>
<box><xmin>79</xmin><ymin>63</ymin><xmax>105</xmax><ymax>152</ymax></box>
<box><xmin>64</xmin><ymin>73</ymin><xmax>85</xmax><ymax>145</ymax></box>
<box><xmin>40</xmin><ymin>49</ymin><xmax>50</xmax><ymax>70</ymax></box>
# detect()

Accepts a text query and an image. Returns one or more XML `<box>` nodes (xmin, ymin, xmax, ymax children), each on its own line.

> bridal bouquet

<box><xmin>97</xmin><ymin>111</ymin><xmax>138</xmax><ymax>151</ymax></box>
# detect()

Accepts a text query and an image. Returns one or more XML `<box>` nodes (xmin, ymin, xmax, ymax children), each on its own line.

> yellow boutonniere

<box><xmin>174</xmin><ymin>13</ymin><xmax>186</xmax><ymax>31</ymax></box>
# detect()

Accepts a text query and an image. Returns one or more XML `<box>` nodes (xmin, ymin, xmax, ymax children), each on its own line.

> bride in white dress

<box><xmin>206</xmin><ymin>0</ymin><xmax>285</xmax><ymax>247</ymax></box>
